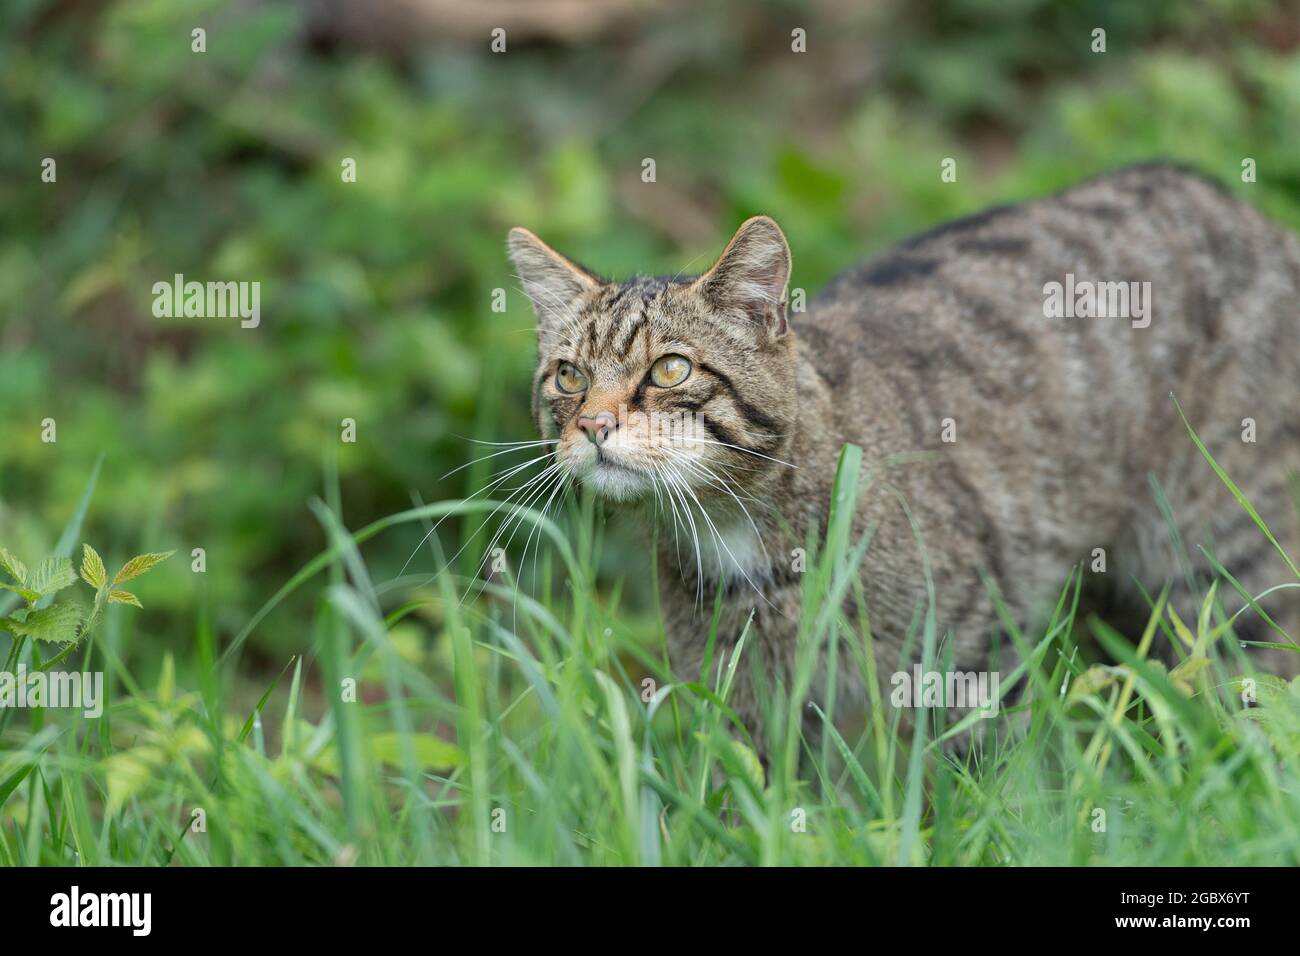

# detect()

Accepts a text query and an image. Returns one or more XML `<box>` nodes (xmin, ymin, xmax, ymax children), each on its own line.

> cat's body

<box><xmin>510</xmin><ymin>164</ymin><xmax>1300</xmax><ymax>747</ymax></box>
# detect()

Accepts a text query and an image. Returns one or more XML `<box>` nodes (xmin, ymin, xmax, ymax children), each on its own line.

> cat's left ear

<box><xmin>507</xmin><ymin>227</ymin><xmax>602</xmax><ymax>336</ymax></box>
<box><xmin>693</xmin><ymin>216</ymin><xmax>792</xmax><ymax>337</ymax></box>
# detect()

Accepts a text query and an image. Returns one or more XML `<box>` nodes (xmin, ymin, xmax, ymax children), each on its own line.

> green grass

<box><xmin>3</xmin><ymin>421</ymin><xmax>1299</xmax><ymax>867</ymax></box>
<box><xmin>6</xmin><ymin>0</ymin><xmax>1300</xmax><ymax>868</ymax></box>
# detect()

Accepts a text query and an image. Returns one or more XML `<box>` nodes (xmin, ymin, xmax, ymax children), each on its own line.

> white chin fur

<box><xmin>579</xmin><ymin>461</ymin><xmax>653</xmax><ymax>500</ymax></box>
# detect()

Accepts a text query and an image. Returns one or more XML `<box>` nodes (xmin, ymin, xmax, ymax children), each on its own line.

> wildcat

<box><xmin>507</xmin><ymin>163</ymin><xmax>1300</xmax><ymax>749</ymax></box>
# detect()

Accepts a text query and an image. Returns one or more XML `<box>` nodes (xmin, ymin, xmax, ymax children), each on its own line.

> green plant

<box><xmin>0</xmin><ymin>543</ymin><xmax>173</xmax><ymax>670</ymax></box>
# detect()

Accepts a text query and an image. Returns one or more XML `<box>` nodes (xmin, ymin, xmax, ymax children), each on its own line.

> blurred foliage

<box><xmin>2</xmin><ymin>0</ymin><xmax>1299</xmax><ymax>666</ymax></box>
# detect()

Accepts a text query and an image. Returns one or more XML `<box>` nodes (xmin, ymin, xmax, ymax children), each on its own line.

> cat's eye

<box><xmin>650</xmin><ymin>354</ymin><xmax>692</xmax><ymax>388</ymax></box>
<box><xmin>555</xmin><ymin>362</ymin><xmax>588</xmax><ymax>394</ymax></box>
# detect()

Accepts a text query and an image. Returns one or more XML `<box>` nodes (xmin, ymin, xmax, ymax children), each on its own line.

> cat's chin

<box><xmin>579</xmin><ymin>460</ymin><xmax>655</xmax><ymax>501</ymax></box>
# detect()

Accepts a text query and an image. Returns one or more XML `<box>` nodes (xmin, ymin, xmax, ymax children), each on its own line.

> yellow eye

<box><xmin>555</xmin><ymin>362</ymin><xmax>588</xmax><ymax>394</ymax></box>
<box><xmin>650</xmin><ymin>354</ymin><xmax>692</xmax><ymax>388</ymax></box>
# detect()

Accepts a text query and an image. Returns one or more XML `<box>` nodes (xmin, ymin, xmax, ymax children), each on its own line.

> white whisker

<box><xmin>682</xmin><ymin>437</ymin><xmax>797</xmax><ymax>469</ymax></box>
<box><xmin>665</xmin><ymin>466</ymin><xmax>778</xmax><ymax>612</ymax></box>
<box><xmin>397</xmin><ymin>450</ymin><xmax>558</xmax><ymax>577</ymax></box>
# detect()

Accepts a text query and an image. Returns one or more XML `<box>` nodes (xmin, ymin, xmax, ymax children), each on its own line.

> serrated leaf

<box><xmin>108</xmin><ymin>589</ymin><xmax>142</xmax><ymax>608</ymax></box>
<box><xmin>0</xmin><ymin>547</ymin><xmax>27</xmax><ymax>585</ymax></box>
<box><xmin>112</xmin><ymin>550</ymin><xmax>175</xmax><ymax>584</ymax></box>
<box><xmin>26</xmin><ymin>558</ymin><xmax>79</xmax><ymax>599</ymax></box>
<box><xmin>105</xmin><ymin>726</ymin><xmax>210</xmax><ymax>815</ymax></box>
<box><xmin>80</xmin><ymin>544</ymin><xmax>106</xmax><ymax>590</ymax></box>
<box><xmin>0</xmin><ymin>582</ymin><xmax>41</xmax><ymax>605</ymax></box>
<box><xmin>104</xmin><ymin>746</ymin><xmax>165</xmax><ymax>816</ymax></box>
<box><xmin>0</xmin><ymin>603</ymin><xmax>85</xmax><ymax>644</ymax></box>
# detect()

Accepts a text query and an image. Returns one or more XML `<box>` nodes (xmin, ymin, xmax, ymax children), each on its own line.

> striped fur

<box><xmin>509</xmin><ymin>164</ymin><xmax>1300</xmax><ymax>750</ymax></box>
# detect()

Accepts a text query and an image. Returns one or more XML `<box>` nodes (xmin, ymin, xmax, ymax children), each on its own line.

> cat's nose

<box><xmin>577</xmin><ymin>410</ymin><xmax>616</xmax><ymax>446</ymax></box>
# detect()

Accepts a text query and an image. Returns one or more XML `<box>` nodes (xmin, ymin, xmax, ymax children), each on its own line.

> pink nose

<box><xmin>577</xmin><ymin>410</ymin><xmax>616</xmax><ymax>446</ymax></box>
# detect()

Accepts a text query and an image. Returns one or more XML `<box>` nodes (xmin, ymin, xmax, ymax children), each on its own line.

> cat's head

<box><xmin>507</xmin><ymin>217</ymin><xmax>796</xmax><ymax>503</ymax></box>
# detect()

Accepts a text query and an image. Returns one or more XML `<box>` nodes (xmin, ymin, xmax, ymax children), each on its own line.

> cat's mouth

<box><xmin>577</xmin><ymin>452</ymin><xmax>654</xmax><ymax>500</ymax></box>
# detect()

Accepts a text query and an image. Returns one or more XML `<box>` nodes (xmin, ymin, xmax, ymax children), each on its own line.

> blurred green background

<box><xmin>3</xmin><ymin>0</ymin><xmax>1300</xmax><ymax>677</ymax></box>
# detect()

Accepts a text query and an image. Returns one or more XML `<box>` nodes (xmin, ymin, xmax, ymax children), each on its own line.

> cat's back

<box><xmin>785</xmin><ymin>163</ymin><xmax>1300</xmax><ymax>619</ymax></box>
<box><xmin>795</xmin><ymin>163</ymin><xmax>1300</xmax><ymax>442</ymax></box>
<box><xmin>811</xmin><ymin>162</ymin><xmax>1283</xmax><ymax>317</ymax></box>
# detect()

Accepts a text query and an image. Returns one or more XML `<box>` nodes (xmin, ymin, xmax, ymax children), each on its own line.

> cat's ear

<box><xmin>507</xmin><ymin>227</ymin><xmax>602</xmax><ymax>335</ymax></box>
<box><xmin>693</xmin><ymin>216</ymin><xmax>792</xmax><ymax>336</ymax></box>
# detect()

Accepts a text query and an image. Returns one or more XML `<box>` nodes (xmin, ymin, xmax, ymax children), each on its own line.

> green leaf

<box><xmin>0</xmin><ymin>603</ymin><xmax>85</xmax><ymax>644</ymax></box>
<box><xmin>0</xmin><ymin>759</ymin><xmax>40</xmax><ymax>811</ymax></box>
<box><xmin>722</xmin><ymin>738</ymin><xmax>766</xmax><ymax>797</ymax></box>
<box><xmin>108</xmin><ymin>589</ymin><xmax>142</xmax><ymax>608</ymax></box>
<box><xmin>27</xmin><ymin>558</ymin><xmax>79</xmax><ymax>599</ymax></box>
<box><xmin>0</xmin><ymin>547</ymin><xmax>27</xmax><ymax>585</ymax></box>
<box><xmin>1166</xmin><ymin>604</ymin><xmax>1196</xmax><ymax>651</ymax></box>
<box><xmin>1169</xmin><ymin>655</ymin><xmax>1212</xmax><ymax>695</ymax></box>
<box><xmin>113</xmin><ymin>550</ymin><xmax>175</xmax><ymax>584</ymax></box>
<box><xmin>312</xmin><ymin>732</ymin><xmax>462</xmax><ymax>776</ymax></box>
<box><xmin>80</xmin><ymin>543</ymin><xmax>106</xmax><ymax>590</ymax></box>
<box><xmin>1065</xmin><ymin>664</ymin><xmax>1124</xmax><ymax>706</ymax></box>
<box><xmin>1195</xmin><ymin>581</ymin><xmax>1219</xmax><ymax>656</ymax></box>
<box><xmin>370</xmin><ymin>732</ymin><xmax>462</xmax><ymax>772</ymax></box>
<box><xmin>61</xmin><ymin>776</ymin><xmax>99</xmax><ymax>866</ymax></box>
<box><xmin>239</xmin><ymin>657</ymin><xmax>297</xmax><ymax>743</ymax></box>
<box><xmin>0</xmin><ymin>582</ymin><xmax>40</xmax><ymax>605</ymax></box>
<box><xmin>1174</xmin><ymin>394</ymin><xmax>1300</xmax><ymax>581</ymax></box>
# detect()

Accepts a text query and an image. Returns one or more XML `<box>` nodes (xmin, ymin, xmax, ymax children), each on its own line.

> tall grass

<box><xmin>2</xmin><ymin>419</ymin><xmax>1299</xmax><ymax>867</ymax></box>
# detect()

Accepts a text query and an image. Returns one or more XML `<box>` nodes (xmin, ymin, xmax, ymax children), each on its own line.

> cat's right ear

<box><xmin>692</xmin><ymin>216</ymin><xmax>792</xmax><ymax>337</ymax></box>
<box><xmin>507</xmin><ymin>228</ymin><xmax>601</xmax><ymax>336</ymax></box>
